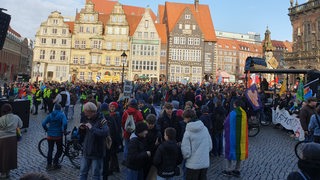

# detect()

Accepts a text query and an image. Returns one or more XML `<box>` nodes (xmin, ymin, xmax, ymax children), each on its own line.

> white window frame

<box><xmin>60</xmin><ymin>51</ymin><xmax>66</xmax><ymax>61</ymax></box>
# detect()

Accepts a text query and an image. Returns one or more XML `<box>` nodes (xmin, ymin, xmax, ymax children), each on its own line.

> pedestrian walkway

<box><xmin>6</xmin><ymin>103</ymin><xmax>299</xmax><ymax>180</ymax></box>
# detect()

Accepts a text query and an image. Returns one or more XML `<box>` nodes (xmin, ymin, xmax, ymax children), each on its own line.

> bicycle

<box><xmin>38</xmin><ymin>131</ymin><xmax>82</xmax><ymax>169</ymax></box>
<box><xmin>260</xmin><ymin>104</ymin><xmax>273</xmax><ymax>126</ymax></box>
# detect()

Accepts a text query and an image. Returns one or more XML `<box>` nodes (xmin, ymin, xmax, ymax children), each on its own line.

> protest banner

<box><xmin>272</xmin><ymin>107</ymin><xmax>305</xmax><ymax>141</ymax></box>
<box><xmin>123</xmin><ymin>80</ymin><xmax>133</xmax><ymax>98</ymax></box>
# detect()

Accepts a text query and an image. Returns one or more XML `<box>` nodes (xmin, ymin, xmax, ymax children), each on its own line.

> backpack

<box><xmin>60</xmin><ymin>93</ymin><xmax>67</xmax><ymax>107</ymax></box>
<box><xmin>125</xmin><ymin>113</ymin><xmax>135</xmax><ymax>133</ymax></box>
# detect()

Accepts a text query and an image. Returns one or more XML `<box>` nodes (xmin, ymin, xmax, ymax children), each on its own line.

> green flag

<box><xmin>296</xmin><ymin>80</ymin><xmax>304</xmax><ymax>101</ymax></box>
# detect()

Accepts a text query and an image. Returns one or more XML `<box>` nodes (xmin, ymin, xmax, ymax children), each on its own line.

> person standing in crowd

<box><xmin>42</xmin><ymin>104</ymin><xmax>67</xmax><ymax>170</ymax></box>
<box><xmin>121</xmin><ymin>99</ymin><xmax>144</xmax><ymax>164</ymax></box>
<box><xmin>33</xmin><ymin>86</ymin><xmax>42</xmax><ymax>115</ymax></box>
<box><xmin>287</xmin><ymin>142</ymin><xmax>320</xmax><ymax>179</ymax></box>
<box><xmin>222</xmin><ymin>100</ymin><xmax>248</xmax><ymax>178</ymax></box>
<box><xmin>211</xmin><ymin>100</ymin><xmax>226</xmax><ymax>157</ymax></box>
<box><xmin>144</xmin><ymin>114</ymin><xmax>161</xmax><ymax>179</ymax></box>
<box><xmin>0</xmin><ymin>103</ymin><xmax>23</xmax><ymax>179</ymax></box>
<box><xmin>102</xmin><ymin>102</ymin><xmax>122</xmax><ymax>178</ymax></box>
<box><xmin>153</xmin><ymin>127</ymin><xmax>183</xmax><ymax>180</ymax></box>
<box><xmin>60</xmin><ymin>86</ymin><xmax>71</xmax><ymax>119</ymax></box>
<box><xmin>69</xmin><ymin>89</ymin><xmax>78</xmax><ymax>120</ymax></box>
<box><xmin>309</xmin><ymin>105</ymin><xmax>320</xmax><ymax>143</ymax></box>
<box><xmin>181</xmin><ymin>109</ymin><xmax>212</xmax><ymax>180</ymax></box>
<box><xmin>79</xmin><ymin>102</ymin><xmax>109</xmax><ymax>180</ymax></box>
<box><xmin>300</xmin><ymin>97</ymin><xmax>317</xmax><ymax>140</ymax></box>
<box><xmin>126</xmin><ymin>122</ymin><xmax>151</xmax><ymax>180</ymax></box>
<box><xmin>157</xmin><ymin>103</ymin><xmax>182</xmax><ymax>142</ymax></box>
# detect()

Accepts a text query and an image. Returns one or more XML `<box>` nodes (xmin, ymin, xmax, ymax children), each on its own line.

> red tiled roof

<box><xmin>126</xmin><ymin>15</ymin><xmax>142</xmax><ymax>36</ymax></box>
<box><xmin>91</xmin><ymin>0</ymin><xmax>156</xmax><ymax>21</ymax></box>
<box><xmin>283</xmin><ymin>41</ymin><xmax>293</xmax><ymax>52</ymax></box>
<box><xmin>160</xmin><ymin>2</ymin><xmax>216</xmax><ymax>42</ymax></box>
<box><xmin>217</xmin><ymin>38</ymin><xmax>239</xmax><ymax>50</ymax></box>
<box><xmin>64</xmin><ymin>22</ymin><xmax>74</xmax><ymax>33</ymax></box>
<box><xmin>157</xmin><ymin>5</ymin><xmax>165</xmax><ymax>24</ymax></box>
<box><xmin>8</xmin><ymin>26</ymin><xmax>21</xmax><ymax>38</ymax></box>
<box><xmin>155</xmin><ymin>24</ymin><xmax>167</xmax><ymax>44</ymax></box>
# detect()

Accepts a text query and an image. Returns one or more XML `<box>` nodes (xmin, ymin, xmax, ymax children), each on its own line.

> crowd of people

<box><xmin>0</xmin><ymin>79</ymin><xmax>319</xmax><ymax>179</ymax></box>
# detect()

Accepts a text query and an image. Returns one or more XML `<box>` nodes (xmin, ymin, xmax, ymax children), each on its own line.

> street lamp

<box><xmin>121</xmin><ymin>51</ymin><xmax>127</xmax><ymax>88</ymax></box>
<box><xmin>36</xmin><ymin>62</ymin><xmax>40</xmax><ymax>84</ymax></box>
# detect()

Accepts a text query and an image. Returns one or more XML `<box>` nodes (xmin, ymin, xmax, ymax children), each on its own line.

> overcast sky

<box><xmin>3</xmin><ymin>0</ymin><xmax>306</xmax><ymax>41</ymax></box>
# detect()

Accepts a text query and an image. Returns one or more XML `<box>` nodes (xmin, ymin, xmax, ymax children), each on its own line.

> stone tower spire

<box><xmin>263</xmin><ymin>26</ymin><xmax>274</xmax><ymax>52</ymax></box>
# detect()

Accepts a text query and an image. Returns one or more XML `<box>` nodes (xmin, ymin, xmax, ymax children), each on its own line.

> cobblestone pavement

<box><xmin>6</xmin><ymin>103</ymin><xmax>299</xmax><ymax>180</ymax></box>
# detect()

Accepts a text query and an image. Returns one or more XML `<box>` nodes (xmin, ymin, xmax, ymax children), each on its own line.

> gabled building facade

<box><xmin>130</xmin><ymin>8</ymin><xmax>161</xmax><ymax>81</ymax></box>
<box><xmin>158</xmin><ymin>1</ymin><xmax>217</xmax><ymax>83</ymax></box>
<box><xmin>33</xmin><ymin>11</ymin><xmax>72</xmax><ymax>82</ymax></box>
<box><xmin>70</xmin><ymin>1</ymin><xmax>104</xmax><ymax>82</ymax></box>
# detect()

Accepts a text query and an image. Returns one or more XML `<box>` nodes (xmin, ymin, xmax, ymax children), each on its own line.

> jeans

<box><xmin>185</xmin><ymin>168</ymin><xmax>207</xmax><ymax>180</ymax></box>
<box><xmin>123</xmin><ymin>139</ymin><xmax>129</xmax><ymax>162</ymax></box>
<box><xmin>64</xmin><ymin>105</ymin><xmax>69</xmax><ymax>119</ymax></box>
<box><xmin>68</xmin><ymin>105</ymin><xmax>75</xmax><ymax>119</ymax></box>
<box><xmin>212</xmin><ymin>133</ymin><xmax>223</xmax><ymax>156</ymax></box>
<box><xmin>79</xmin><ymin>157</ymin><xmax>103</xmax><ymax>180</ymax></box>
<box><xmin>126</xmin><ymin>168</ymin><xmax>144</xmax><ymax>180</ymax></box>
<box><xmin>47</xmin><ymin>138</ymin><xmax>63</xmax><ymax>165</ymax></box>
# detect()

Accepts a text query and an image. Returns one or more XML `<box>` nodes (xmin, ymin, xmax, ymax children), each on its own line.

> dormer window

<box><xmin>185</xmin><ymin>14</ymin><xmax>191</xmax><ymax>19</ymax></box>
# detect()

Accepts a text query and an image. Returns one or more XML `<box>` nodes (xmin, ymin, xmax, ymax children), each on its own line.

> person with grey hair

<box><xmin>79</xmin><ymin>102</ymin><xmax>109</xmax><ymax>180</ymax></box>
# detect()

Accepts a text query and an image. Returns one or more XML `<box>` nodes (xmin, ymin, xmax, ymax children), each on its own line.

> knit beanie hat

<box><xmin>100</xmin><ymin>103</ymin><xmax>109</xmax><ymax>112</ymax></box>
<box><xmin>109</xmin><ymin>102</ymin><xmax>118</xmax><ymax>109</ymax></box>
<box><xmin>135</xmin><ymin>122</ymin><xmax>148</xmax><ymax>134</ymax></box>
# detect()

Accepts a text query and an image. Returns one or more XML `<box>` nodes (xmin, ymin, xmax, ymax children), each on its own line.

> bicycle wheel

<box><xmin>38</xmin><ymin>137</ymin><xmax>64</xmax><ymax>163</ymax></box>
<box><xmin>248</xmin><ymin>124</ymin><xmax>260</xmax><ymax>137</ymax></box>
<box><xmin>38</xmin><ymin>138</ymin><xmax>48</xmax><ymax>158</ymax></box>
<box><xmin>295</xmin><ymin>141</ymin><xmax>310</xmax><ymax>160</ymax></box>
<box><xmin>66</xmin><ymin>140</ymin><xmax>82</xmax><ymax>169</ymax></box>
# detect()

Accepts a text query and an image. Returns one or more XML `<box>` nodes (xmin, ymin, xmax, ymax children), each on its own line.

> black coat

<box><xmin>126</xmin><ymin>136</ymin><xmax>149</xmax><ymax>171</ymax></box>
<box><xmin>153</xmin><ymin>140</ymin><xmax>183</xmax><ymax>178</ymax></box>
<box><xmin>157</xmin><ymin>111</ymin><xmax>182</xmax><ymax>142</ymax></box>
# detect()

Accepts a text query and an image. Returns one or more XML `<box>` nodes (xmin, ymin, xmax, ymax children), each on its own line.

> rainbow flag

<box><xmin>224</xmin><ymin>107</ymin><xmax>248</xmax><ymax>161</ymax></box>
<box><xmin>304</xmin><ymin>87</ymin><xmax>313</xmax><ymax>100</ymax></box>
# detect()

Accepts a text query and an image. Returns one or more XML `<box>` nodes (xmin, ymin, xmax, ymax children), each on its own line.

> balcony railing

<box><xmin>284</xmin><ymin>49</ymin><xmax>320</xmax><ymax>61</ymax></box>
<box><xmin>289</xmin><ymin>0</ymin><xmax>320</xmax><ymax>15</ymax></box>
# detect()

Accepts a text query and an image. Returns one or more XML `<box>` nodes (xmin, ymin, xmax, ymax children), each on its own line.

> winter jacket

<box><xmin>157</xmin><ymin>111</ymin><xmax>182</xmax><ymax>142</ymax></box>
<box><xmin>121</xmin><ymin>106</ymin><xmax>144</xmax><ymax>139</ymax></box>
<box><xmin>0</xmin><ymin>113</ymin><xmax>23</xmax><ymax>134</ymax></box>
<box><xmin>145</xmin><ymin>126</ymin><xmax>162</xmax><ymax>155</ymax></box>
<box><xmin>199</xmin><ymin>113</ymin><xmax>213</xmax><ymax>132</ymax></box>
<box><xmin>42</xmin><ymin>110</ymin><xmax>67</xmax><ymax>138</ymax></box>
<box><xmin>153</xmin><ymin>140</ymin><xmax>183</xmax><ymax>178</ymax></box>
<box><xmin>309</xmin><ymin>114</ymin><xmax>320</xmax><ymax>136</ymax></box>
<box><xmin>82</xmin><ymin>113</ymin><xmax>109</xmax><ymax>159</ymax></box>
<box><xmin>299</xmin><ymin>105</ymin><xmax>316</xmax><ymax>131</ymax></box>
<box><xmin>126</xmin><ymin>135</ymin><xmax>149</xmax><ymax>171</ymax></box>
<box><xmin>181</xmin><ymin>120</ymin><xmax>212</xmax><ymax>170</ymax></box>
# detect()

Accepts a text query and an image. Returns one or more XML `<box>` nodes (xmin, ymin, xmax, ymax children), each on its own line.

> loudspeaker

<box><xmin>0</xmin><ymin>10</ymin><xmax>11</xmax><ymax>50</ymax></box>
<box><xmin>0</xmin><ymin>100</ymin><xmax>30</xmax><ymax>129</ymax></box>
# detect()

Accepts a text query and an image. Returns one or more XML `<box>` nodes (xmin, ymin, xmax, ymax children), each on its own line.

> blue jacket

<box><xmin>42</xmin><ymin>110</ymin><xmax>67</xmax><ymax>137</ymax></box>
<box><xmin>309</xmin><ymin>114</ymin><xmax>320</xmax><ymax>136</ymax></box>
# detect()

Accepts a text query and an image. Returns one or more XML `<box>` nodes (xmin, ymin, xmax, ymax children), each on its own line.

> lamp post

<box><xmin>121</xmin><ymin>51</ymin><xmax>127</xmax><ymax>88</ymax></box>
<box><xmin>36</xmin><ymin>62</ymin><xmax>40</xmax><ymax>84</ymax></box>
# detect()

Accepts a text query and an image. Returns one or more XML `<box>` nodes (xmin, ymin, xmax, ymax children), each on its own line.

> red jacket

<box><xmin>121</xmin><ymin>106</ymin><xmax>144</xmax><ymax>139</ymax></box>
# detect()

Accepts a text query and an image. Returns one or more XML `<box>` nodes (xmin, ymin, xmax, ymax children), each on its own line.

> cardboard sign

<box><xmin>123</xmin><ymin>80</ymin><xmax>133</xmax><ymax>98</ymax></box>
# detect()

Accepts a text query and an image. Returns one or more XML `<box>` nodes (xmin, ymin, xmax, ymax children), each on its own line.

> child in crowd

<box><xmin>153</xmin><ymin>127</ymin><xmax>183</xmax><ymax>180</ymax></box>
